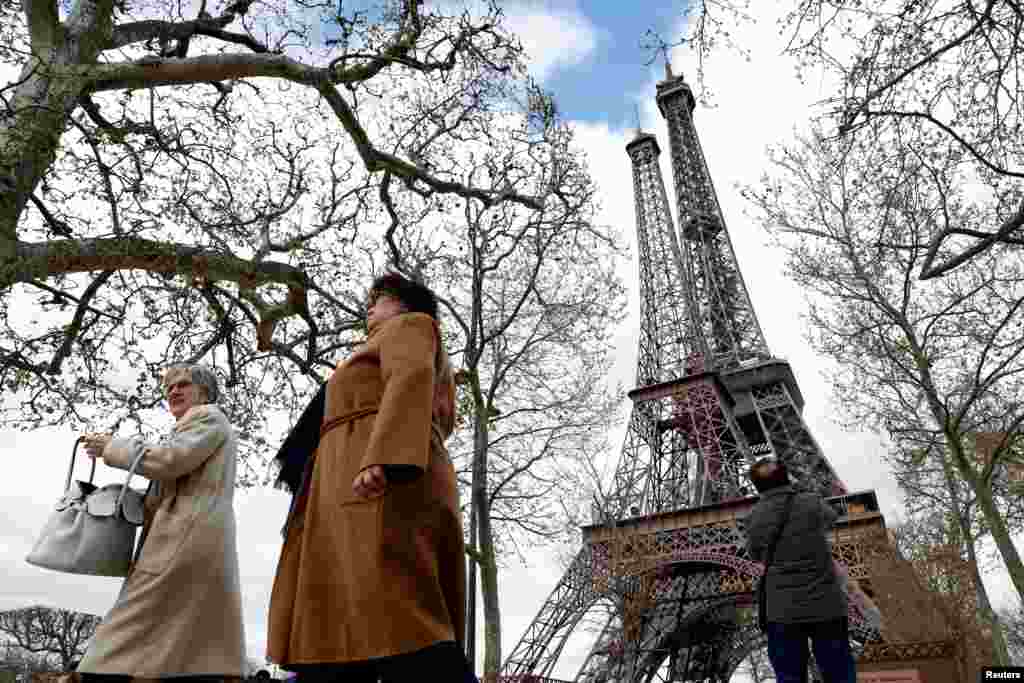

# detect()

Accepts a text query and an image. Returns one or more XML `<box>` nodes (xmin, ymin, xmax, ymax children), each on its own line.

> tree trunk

<box><xmin>466</xmin><ymin>489</ymin><xmax>478</xmax><ymax>668</ymax></box>
<box><xmin>907</xmin><ymin>329</ymin><xmax>1024</xmax><ymax>609</ymax></box>
<box><xmin>468</xmin><ymin>371</ymin><xmax>502</xmax><ymax>682</ymax></box>
<box><xmin>965</xmin><ymin>531</ymin><xmax>1011</xmax><ymax>665</ymax></box>
<box><xmin>941</xmin><ymin>457</ymin><xmax>1010</xmax><ymax>665</ymax></box>
<box><xmin>938</xmin><ymin>422</ymin><xmax>1024</xmax><ymax>607</ymax></box>
<box><xmin>971</xmin><ymin>468</ymin><xmax>1024</xmax><ymax>609</ymax></box>
<box><xmin>478</xmin><ymin>514</ymin><xmax>501</xmax><ymax>683</ymax></box>
<box><xmin>0</xmin><ymin>0</ymin><xmax>115</xmax><ymax>259</ymax></box>
<box><xmin>1</xmin><ymin>65</ymin><xmax>73</xmax><ymax>259</ymax></box>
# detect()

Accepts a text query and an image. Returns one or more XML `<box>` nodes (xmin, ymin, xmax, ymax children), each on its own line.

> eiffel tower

<box><xmin>499</xmin><ymin>65</ymin><xmax>887</xmax><ymax>682</ymax></box>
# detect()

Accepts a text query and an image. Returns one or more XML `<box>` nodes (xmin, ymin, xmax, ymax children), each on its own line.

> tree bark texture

<box><xmin>1</xmin><ymin>0</ymin><xmax>115</xmax><ymax>259</ymax></box>
<box><xmin>469</xmin><ymin>373</ymin><xmax>502</xmax><ymax>683</ymax></box>
<box><xmin>941</xmin><ymin>456</ymin><xmax>1010</xmax><ymax>665</ymax></box>
<box><xmin>466</xmin><ymin>480</ymin><xmax>478</xmax><ymax>668</ymax></box>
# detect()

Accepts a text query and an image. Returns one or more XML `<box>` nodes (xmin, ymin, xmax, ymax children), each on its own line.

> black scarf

<box><xmin>272</xmin><ymin>383</ymin><xmax>326</xmax><ymax>494</ymax></box>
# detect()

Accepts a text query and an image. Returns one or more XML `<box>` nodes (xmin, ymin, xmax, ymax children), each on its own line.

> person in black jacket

<box><xmin>745</xmin><ymin>456</ymin><xmax>856</xmax><ymax>683</ymax></box>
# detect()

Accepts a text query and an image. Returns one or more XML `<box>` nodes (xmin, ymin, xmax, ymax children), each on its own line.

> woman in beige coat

<box><xmin>77</xmin><ymin>363</ymin><xmax>246</xmax><ymax>682</ymax></box>
<box><xmin>268</xmin><ymin>272</ymin><xmax>473</xmax><ymax>682</ymax></box>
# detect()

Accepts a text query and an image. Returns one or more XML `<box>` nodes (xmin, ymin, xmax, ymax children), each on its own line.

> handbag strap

<box><xmin>762</xmin><ymin>492</ymin><xmax>797</xmax><ymax>572</ymax></box>
<box><xmin>65</xmin><ymin>437</ymin><xmax>98</xmax><ymax>492</ymax></box>
<box><xmin>115</xmin><ymin>444</ymin><xmax>149</xmax><ymax>509</ymax></box>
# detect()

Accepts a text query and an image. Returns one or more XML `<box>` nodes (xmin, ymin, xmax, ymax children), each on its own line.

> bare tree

<box><xmin>782</xmin><ymin>0</ymin><xmax>1024</xmax><ymax>278</ymax></box>
<box><xmin>0</xmin><ymin>606</ymin><xmax>99</xmax><ymax>672</ymax></box>
<box><xmin>667</xmin><ymin>0</ymin><xmax>1023</xmax><ymax>277</ymax></box>
<box><xmin>0</xmin><ymin>643</ymin><xmax>55</xmax><ymax>676</ymax></box>
<box><xmin>400</xmin><ymin>117</ymin><xmax>628</xmax><ymax>681</ymax></box>
<box><xmin>744</xmin><ymin>122</ymin><xmax>1024</xmax><ymax>662</ymax></box>
<box><xmin>0</xmin><ymin>0</ymin><xmax>570</xmax><ymax>478</ymax></box>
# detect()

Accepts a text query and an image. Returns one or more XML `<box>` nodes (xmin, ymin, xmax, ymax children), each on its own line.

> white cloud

<box><xmin>501</xmin><ymin>2</ymin><xmax>602</xmax><ymax>83</ymax></box>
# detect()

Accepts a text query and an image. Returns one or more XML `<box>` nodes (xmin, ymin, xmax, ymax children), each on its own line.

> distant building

<box><xmin>970</xmin><ymin>432</ymin><xmax>1024</xmax><ymax>483</ymax></box>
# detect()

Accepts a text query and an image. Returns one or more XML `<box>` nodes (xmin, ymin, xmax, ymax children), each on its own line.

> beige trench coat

<box><xmin>267</xmin><ymin>312</ymin><xmax>466</xmax><ymax>666</ymax></box>
<box><xmin>78</xmin><ymin>404</ymin><xmax>246</xmax><ymax>678</ymax></box>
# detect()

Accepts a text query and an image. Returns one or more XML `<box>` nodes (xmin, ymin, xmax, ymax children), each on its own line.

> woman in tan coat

<box><xmin>268</xmin><ymin>273</ymin><xmax>472</xmax><ymax>682</ymax></box>
<box><xmin>78</xmin><ymin>364</ymin><xmax>246</xmax><ymax>682</ymax></box>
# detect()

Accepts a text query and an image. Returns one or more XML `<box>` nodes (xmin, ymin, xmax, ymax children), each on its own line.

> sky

<box><xmin>0</xmin><ymin>0</ymin><xmax>1020</xmax><ymax>680</ymax></box>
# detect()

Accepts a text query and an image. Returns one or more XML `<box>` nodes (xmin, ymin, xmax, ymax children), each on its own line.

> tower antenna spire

<box><xmin>662</xmin><ymin>45</ymin><xmax>674</xmax><ymax>79</ymax></box>
<box><xmin>633</xmin><ymin>103</ymin><xmax>642</xmax><ymax>136</ymax></box>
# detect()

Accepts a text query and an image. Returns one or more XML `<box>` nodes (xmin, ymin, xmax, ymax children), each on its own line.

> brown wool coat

<box><xmin>267</xmin><ymin>312</ymin><xmax>466</xmax><ymax>666</ymax></box>
<box><xmin>78</xmin><ymin>405</ymin><xmax>246</xmax><ymax>678</ymax></box>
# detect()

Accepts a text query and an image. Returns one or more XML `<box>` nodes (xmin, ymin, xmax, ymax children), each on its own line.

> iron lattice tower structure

<box><xmin>499</xmin><ymin>66</ymin><xmax>869</xmax><ymax>683</ymax></box>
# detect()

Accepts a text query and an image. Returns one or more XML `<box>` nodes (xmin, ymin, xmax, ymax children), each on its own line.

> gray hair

<box><xmin>162</xmin><ymin>363</ymin><xmax>221</xmax><ymax>403</ymax></box>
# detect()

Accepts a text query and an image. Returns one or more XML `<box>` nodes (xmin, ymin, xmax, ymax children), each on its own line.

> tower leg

<box><xmin>748</xmin><ymin>382</ymin><xmax>846</xmax><ymax>498</ymax></box>
<box><xmin>501</xmin><ymin>551</ymin><xmax>595</xmax><ymax>676</ymax></box>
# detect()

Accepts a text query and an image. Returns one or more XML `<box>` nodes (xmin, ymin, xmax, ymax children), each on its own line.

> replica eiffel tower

<box><xmin>499</xmin><ymin>64</ymin><xmax>888</xmax><ymax>682</ymax></box>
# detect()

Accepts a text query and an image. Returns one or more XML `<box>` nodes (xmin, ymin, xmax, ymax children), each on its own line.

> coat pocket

<box><xmin>132</xmin><ymin>505</ymin><xmax>197</xmax><ymax>575</ymax></box>
<box><xmin>325</xmin><ymin>417</ymin><xmax>381</xmax><ymax>506</ymax></box>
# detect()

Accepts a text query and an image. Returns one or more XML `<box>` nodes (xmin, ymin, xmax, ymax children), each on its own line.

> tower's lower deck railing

<box><xmin>583</xmin><ymin>489</ymin><xmax>882</xmax><ymax>545</ymax></box>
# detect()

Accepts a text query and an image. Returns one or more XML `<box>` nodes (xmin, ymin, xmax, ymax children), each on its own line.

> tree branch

<box><xmin>27</xmin><ymin>194</ymin><xmax>72</xmax><ymax>237</ymax></box>
<box><xmin>315</xmin><ymin>83</ymin><xmax>542</xmax><ymax>211</ymax></box>
<box><xmin>865</xmin><ymin>109</ymin><xmax>1024</xmax><ymax>179</ymax></box>
<box><xmin>80</xmin><ymin>53</ymin><xmax>322</xmax><ymax>92</ymax></box>
<box><xmin>920</xmin><ymin>199</ymin><xmax>1024</xmax><ymax>279</ymax></box>
<box><xmin>47</xmin><ymin>270</ymin><xmax>113</xmax><ymax>374</ymax></box>
<box><xmin>192</xmin><ymin>284</ymin><xmax>237</xmax><ymax>366</ymax></box>
<box><xmin>22</xmin><ymin>0</ymin><xmax>60</xmax><ymax>50</ymax></box>
<box><xmin>109</xmin><ymin>17</ymin><xmax>268</xmax><ymax>53</ymax></box>
<box><xmin>3</xmin><ymin>238</ymin><xmax>304</xmax><ymax>288</ymax></box>
<box><xmin>3</xmin><ymin>238</ymin><xmax>314</xmax><ymax>354</ymax></box>
<box><xmin>25</xmin><ymin>280</ymin><xmax>119</xmax><ymax>320</ymax></box>
<box><xmin>77</xmin><ymin>93</ymin><xmax>157</xmax><ymax>138</ymax></box>
<box><xmin>838</xmin><ymin>0</ymin><xmax>998</xmax><ymax>134</ymax></box>
<box><xmin>76</xmin><ymin>56</ymin><xmax>542</xmax><ymax>214</ymax></box>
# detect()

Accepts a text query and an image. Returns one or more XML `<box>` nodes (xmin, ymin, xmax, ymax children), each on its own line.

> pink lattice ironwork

<box><xmin>669</xmin><ymin>353</ymin><xmax>750</xmax><ymax>505</ymax></box>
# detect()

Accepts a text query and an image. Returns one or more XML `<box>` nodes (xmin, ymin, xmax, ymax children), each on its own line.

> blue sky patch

<box><xmin>534</xmin><ymin>1</ymin><xmax>684</xmax><ymax>128</ymax></box>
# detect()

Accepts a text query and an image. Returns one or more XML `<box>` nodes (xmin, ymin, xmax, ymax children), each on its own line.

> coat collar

<box><xmin>366</xmin><ymin>311</ymin><xmax>436</xmax><ymax>340</ymax></box>
<box><xmin>366</xmin><ymin>312</ymin><xmax>403</xmax><ymax>339</ymax></box>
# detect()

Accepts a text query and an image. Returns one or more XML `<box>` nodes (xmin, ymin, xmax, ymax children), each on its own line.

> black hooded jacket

<box><xmin>745</xmin><ymin>485</ymin><xmax>847</xmax><ymax>623</ymax></box>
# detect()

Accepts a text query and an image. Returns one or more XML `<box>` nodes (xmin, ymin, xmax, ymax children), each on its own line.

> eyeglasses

<box><xmin>164</xmin><ymin>379</ymin><xmax>193</xmax><ymax>396</ymax></box>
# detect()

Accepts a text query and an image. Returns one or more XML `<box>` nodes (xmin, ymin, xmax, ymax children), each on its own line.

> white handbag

<box><xmin>26</xmin><ymin>437</ymin><xmax>148</xmax><ymax>577</ymax></box>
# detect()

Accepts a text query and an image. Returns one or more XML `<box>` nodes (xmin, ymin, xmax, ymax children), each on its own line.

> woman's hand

<box><xmin>353</xmin><ymin>465</ymin><xmax>388</xmax><ymax>499</ymax></box>
<box><xmin>82</xmin><ymin>433</ymin><xmax>112</xmax><ymax>460</ymax></box>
